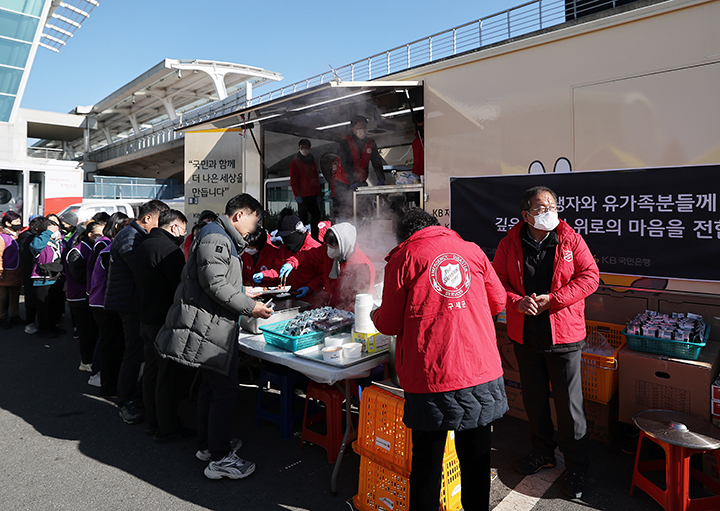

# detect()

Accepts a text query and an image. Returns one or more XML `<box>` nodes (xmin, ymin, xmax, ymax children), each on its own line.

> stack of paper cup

<box><xmin>354</xmin><ymin>293</ymin><xmax>377</xmax><ymax>334</ymax></box>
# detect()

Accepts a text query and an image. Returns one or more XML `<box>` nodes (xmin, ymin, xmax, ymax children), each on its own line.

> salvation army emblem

<box><xmin>366</xmin><ymin>147</ymin><xmax>372</xmax><ymax>154</ymax></box>
<box><xmin>429</xmin><ymin>253</ymin><xmax>471</xmax><ymax>298</ymax></box>
<box><xmin>563</xmin><ymin>250</ymin><xmax>573</xmax><ymax>262</ymax></box>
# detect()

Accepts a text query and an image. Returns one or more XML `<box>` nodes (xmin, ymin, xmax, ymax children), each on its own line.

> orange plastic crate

<box><xmin>356</xmin><ymin>385</ymin><xmax>456</xmax><ymax>475</ymax></box>
<box><xmin>581</xmin><ymin>321</ymin><xmax>626</xmax><ymax>404</ymax></box>
<box><xmin>353</xmin><ymin>452</ymin><xmax>462</xmax><ymax>511</ymax></box>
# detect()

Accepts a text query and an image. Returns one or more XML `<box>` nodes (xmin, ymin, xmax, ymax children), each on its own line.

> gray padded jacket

<box><xmin>155</xmin><ymin>215</ymin><xmax>255</xmax><ymax>375</ymax></box>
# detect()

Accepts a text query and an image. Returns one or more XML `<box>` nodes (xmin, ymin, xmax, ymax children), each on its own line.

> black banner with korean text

<box><xmin>449</xmin><ymin>165</ymin><xmax>719</xmax><ymax>282</ymax></box>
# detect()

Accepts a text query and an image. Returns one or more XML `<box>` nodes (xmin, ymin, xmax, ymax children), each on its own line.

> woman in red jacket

<box><xmin>280</xmin><ymin>222</ymin><xmax>374</xmax><ymax>312</ymax></box>
<box><xmin>371</xmin><ymin>208</ymin><xmax>508</xmax><ymax>511</ymax></box>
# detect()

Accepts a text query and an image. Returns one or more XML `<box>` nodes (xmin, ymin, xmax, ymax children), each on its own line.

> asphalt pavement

<box><xmin>0</xmin><ymin>302</ymin><xmax>675</xmax><ymax>511</ymax></box>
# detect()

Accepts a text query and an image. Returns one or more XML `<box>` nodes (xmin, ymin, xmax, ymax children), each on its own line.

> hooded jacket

<box><xmin>286</xmin><ymin>223</ymin><xmax>374</xmax><ymax>312</ymax></box>
<box><xmin>155</xmin><ymin>215</ymin><xmax>256</xmax><ymax>375</ymax></box>
<box><xmin>492</xmin><ymin>220</ymin><xmax>599</xmax><ymax>346</ymax></box>
<box><xmin>371</xmin><ymin>226</ymin><xmax>507</xmax><ymax>394</ymax></box>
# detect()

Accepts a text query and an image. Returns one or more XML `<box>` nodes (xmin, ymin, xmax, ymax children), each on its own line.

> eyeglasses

<box><xmin>528</xmin><ymin>206</ymin><xmax>558</xmax><ymax>214</ymax></box>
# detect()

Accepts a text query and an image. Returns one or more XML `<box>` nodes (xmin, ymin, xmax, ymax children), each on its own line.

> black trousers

<box><xmin>197</xmin><ymin>339</ymin><xmax>239</xmax><ymax>461</ymax></box>
<box><xmin>116</xmin><ymin>310</ymin><xmax>143</xmax><ymax>407</ymax></box>
<box><xmin>70</xmin><ymin>302</ymin><xmax>97</xmax><ymax>365</ymax></box>
<box><xmin>140</xmin><ymin>323</ymin><xmax>161</xmax><ymax>430</ymax></box>
<box><xmin>298</xmin><ymin>195</ymin><xmax>321</xmax><ymax>241</ymax></box>
<box><xmin>156</xmin><ymin>349</ymin><xmax>196</xmax><ymax>436</ymax></box>
<box><xmin>513</xmin><ymin>342</ymin><xmax>590</xmax><ymax>470</ymax></box>
<box><xmin>94</xmin><ymin>308</ymin><xmax>124</xmax><ymax>397</ymax></box>
<box><xmin>410</xmin><ymin>425</ymin><xmax>492</xmax><ymax>511</ymax></box>
<box><xmin>34</xmin><ymin>283</ymin><xmax>63</xmax><ymax>332</ymax></box>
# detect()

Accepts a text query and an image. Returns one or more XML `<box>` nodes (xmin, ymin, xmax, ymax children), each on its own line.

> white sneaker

<box><xmin>24</xmin><ymin>323</ymin><xmax>39</xmax><ymax>334</ymax></box>
<box><xmin>79</xmin><ymin>362</ymin><xmax>93</xmax><ymax>372</ymax></box>
<box><xmin>87</xmin><ymin>373</ymin><xmax>101</xmax><ymax>387</ymax></box>
<box><xmin>204</xmin><ymin>452</ymin><xmax>255</xmax><ymax>480</ymax></box>
<box><xmin>196</xmin><ymin>438</ymin><xmax>242</xmax><ymax>462</ymax></box>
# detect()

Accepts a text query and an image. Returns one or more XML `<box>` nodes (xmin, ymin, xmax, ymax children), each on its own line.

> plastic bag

<box><xmin>582</xmin><ymin>331</ymin><xmax>614</xmax><ymax>356</ymax></box>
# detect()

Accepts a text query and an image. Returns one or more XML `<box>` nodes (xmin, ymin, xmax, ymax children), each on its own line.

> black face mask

<box><xmin>283</xmin><ymin>231</ymin><xmax>306</xmax><ymax>253</ymax></box>
<box><xmin>9</xmin><ymin>224</ymin><xmax>21</xmax><ymax>232</ymax></box>
<box><xmin>171</xmin><ymin>234</ymin><xmax>185</xmax><ymax>246</ymax></box>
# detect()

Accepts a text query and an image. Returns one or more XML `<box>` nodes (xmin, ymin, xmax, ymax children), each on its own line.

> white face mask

<box><xmin>531</xmin><ymin>211</ymin><xmax>560</xmax><ymax>232</ymax></box>
<box><xmin>50</xmin><ymin>230</ymin><xmax>62</xmax><ymax>240</ymax></box>
<box><xmin>353</xmin><ymin>129</ymin><xmax>366</xmax><ymax>140</ymax></box>
<box><xmin>327</xmin><ymin>246</ymin><xmax>340</xmax><ymax>259</ymax></box>
<box><xmin>299</xmin><ymin>149</ymin><xmax>310</xmax><ymax>156</ymax></box>
<box><xmin>245</xmin><ymin>247</ymin><xmax>258</xmax><ymax>255</ymax></box>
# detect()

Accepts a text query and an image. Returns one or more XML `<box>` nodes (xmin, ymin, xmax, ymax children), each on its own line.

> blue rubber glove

<box><xmin>295</xmin><ymin>196</ymin><xmax>303</xmax><ymax>204</ymax></box>
<box><xmin>279</xmin><ymin>263</ymin><xmax>293</xmax><ymax>279</ymax></box>
<box><xmin>376</xmin><ymin>180</ymin><xmax>385</xmax><ymax>186</ymax></box>
<box><xmin>350</xmin><ymin>182</ymin><xmax>361</xmax><ymax>191</ymax></box>
<box><xmin>296</xmin><ymin>286</ymin><xmax>309</xmax><ymax>298</ymax></box>
<box><xmin>252</xmin><ymin>272</ymin><xmax>264</xmax><ymax>284</ymax></box>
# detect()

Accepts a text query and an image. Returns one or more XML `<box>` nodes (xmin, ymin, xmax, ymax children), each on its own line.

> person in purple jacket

<box><xmin>89</xmin><ymin>215</ymin><xmax>131</xmax><ymax>398</ymax></box>
<box><xmin>66</xmin><ymin>221</ymin><xmax>105</xmax><ymax>375</ymax></box>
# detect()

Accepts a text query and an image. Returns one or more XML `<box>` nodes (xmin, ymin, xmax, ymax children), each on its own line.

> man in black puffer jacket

<box><xmin>134</xmin><ymin>209</ymin><xmax>193</xmax><ymax>443</ymax></box>
<box><xmin>105</xmin><ymin>199</ymin><xmax>168</xmax><ymax>425</ymax></box>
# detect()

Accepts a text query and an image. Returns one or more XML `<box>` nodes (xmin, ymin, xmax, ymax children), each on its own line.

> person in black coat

<box><xmin>134</xmin><ymin>209</ymin><xmax>195</xmax><ymax>442</ymax></box>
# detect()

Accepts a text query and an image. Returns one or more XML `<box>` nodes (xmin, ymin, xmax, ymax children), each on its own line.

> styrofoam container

<box><xmin>325</xmin><ymin>333</ymin><xmax>352</xmax><ymax>347</ymax></box>
<box><xmin>342</xmin><ymin>342</ymin><xmax>363</xmax><ymax>359</ymax></box>
<box><xmin>322</xmin><ymin>346</ymin><xmax>343</xmax><ymax>363</ymax></box>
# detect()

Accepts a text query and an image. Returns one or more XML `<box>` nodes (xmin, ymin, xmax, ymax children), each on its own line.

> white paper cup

<box><xmin>342</xmin><ymin>343</ymin><xmax>363</xmax><ymax>360</ymax></box>
<box><xmin>322</xmin><ymin>346</ymin><xmax>343</xmax><ymax>363</ymax></box>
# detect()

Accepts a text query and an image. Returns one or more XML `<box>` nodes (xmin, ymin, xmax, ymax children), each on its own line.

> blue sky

<box><xmin>22</xmin><ymin>0</ymin><xmax>519</xmax><ymax>113</ymax></box>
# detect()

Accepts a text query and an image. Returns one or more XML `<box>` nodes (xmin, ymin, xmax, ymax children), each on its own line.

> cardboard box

<box><xmin>618</xmin><ymin>341</ymin><xmax>720</xmax><ymax>424</ymax></box>
<box><xmin>496</xmin><ymin>322</ymin><xmax>520</xmax><ymax>373</ymax></box>
<box><xmin>503</xmin><ymin>368</ymin><xmax>558</xmax><ymax>426</ymax></box>
<box><xmin>585</xmin><ymin>394</ymin><xmax>619</xmax><ymax>444</ymax></box>
<box><xmin>713</xmin><ymin>400</ymin><xmax>720</xmax><ymax>417</ymax></box>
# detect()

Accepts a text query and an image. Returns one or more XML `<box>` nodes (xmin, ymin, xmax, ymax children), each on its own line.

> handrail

<box><xmin>89</xmin><ymin>0</ymin><xmax>628</xmax><ymax>159</ymax></box>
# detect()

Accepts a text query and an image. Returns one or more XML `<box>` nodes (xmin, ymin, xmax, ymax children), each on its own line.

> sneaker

<box><xmin>119</xmin><ymin>401</ymin><xmax>144</xmax><ymax>425</ymax></box>
<box><xmin>513</xmin><ymin>452</ymin><xmax>557</xmax><ymax>475</ymax></box>
<box><xmin>196</xmin><ymin>438</ymin><xmax>242</xmax><ymax>462</ymax></box>
<box><xmin>204</xmin><ymin>452</ymin><xmax>255</xmax><ymax>480</ymax></box>
<box><xmin>561</xmin><ymin>468</ymin><xmax>587</xmax><ymax>499</ymax></box>
<box><xmin>87</xmin><ymin>373</ymin><xmax>101</xmax><ymax>387</ymax></box>
<box><xmin>79</xmin><ymin>362</ymin><xmax>93</xmax><ymax>372</ymax></box>
<box><xmin>24</xmin><ymin>323</ymin><xmax>39</xmax><ymax>334</ymax></box>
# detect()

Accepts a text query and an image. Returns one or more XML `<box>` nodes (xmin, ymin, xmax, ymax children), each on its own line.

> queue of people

<box><xmin>1</xmin><ymin>192</ymin><xmax>380</xmax><ymax>482</ymax></box>
<box><xmin>2</xmin><ymin>181</ymin><xmax>599</xmax><ymax>506</ymax></box>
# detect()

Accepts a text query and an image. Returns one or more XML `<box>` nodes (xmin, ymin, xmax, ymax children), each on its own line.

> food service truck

<box><xmin>180</xmin><ymin>0</ymin><xmax>719</xmax><ymax>329</ymax></box>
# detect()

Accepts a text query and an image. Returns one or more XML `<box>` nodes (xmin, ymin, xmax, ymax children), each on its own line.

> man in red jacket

<box><xmin>332</xmin><ymin>115</ymin><xmax>386</xmax><ymax>219</ymax></box>
<box><xmin>372</xmin><ymin>208</ymin><xmax>508</xmax><ymax>511</ymax></box>
<box><xmin>492</xmin><ymin>186</ymin><xmax>599</xmax><ymax>500</ymax></box>
<box><xmin>289</xmin><ymin>139</ymin><xmax>322</xmax><ymax>240</ymax></box>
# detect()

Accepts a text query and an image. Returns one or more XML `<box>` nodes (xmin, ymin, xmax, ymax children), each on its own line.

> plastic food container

<box><xmin>240</xmin><ymin>298</ymin><xmax>309</xmax><ymax>334</ymax></box>
<box><xmin>322</xmin><ymin>346</ymin><xmax>343</xmax><ymax>363</ymax></box>
<box><xmin>343</xmin><ymin>342</ymin><xmax>363</xmax><ymax>359</ymax></box>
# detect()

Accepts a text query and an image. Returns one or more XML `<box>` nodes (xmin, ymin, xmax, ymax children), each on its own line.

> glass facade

<box><xmin>0</xmin><ymin>1</ymin><xmax>45</xmax><ymax>122</ymax></box>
